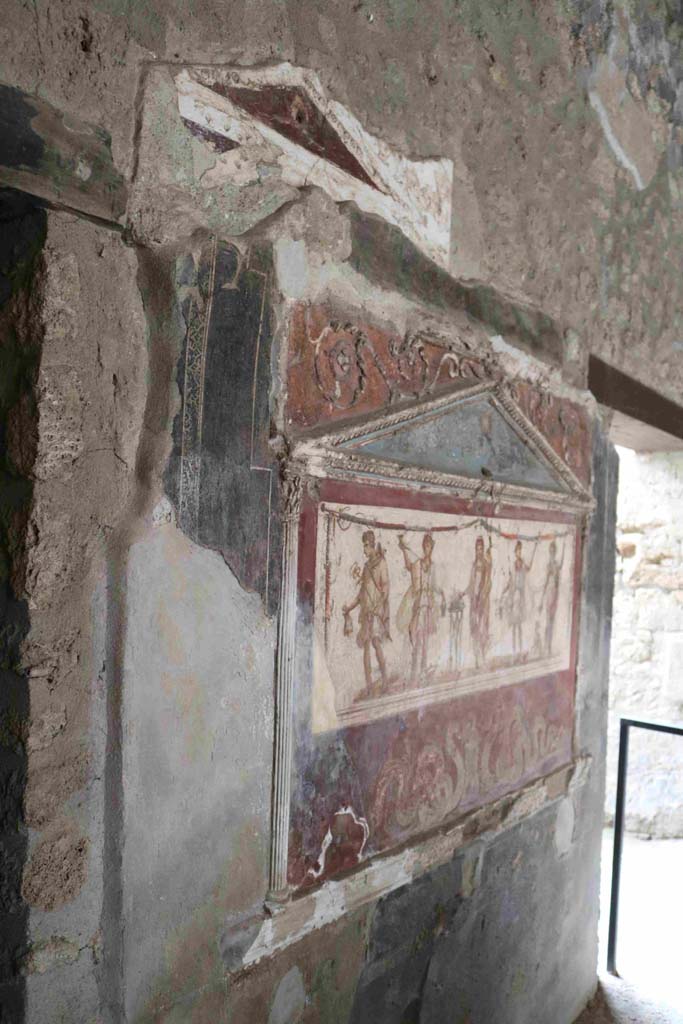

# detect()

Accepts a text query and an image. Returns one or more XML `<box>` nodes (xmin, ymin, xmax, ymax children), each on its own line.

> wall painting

<box><xmin>272</xmin><ymin>354</ymin><xmax>590</xmax><ymax>896</ymax></box>
<box><xmin>286</xmin><ymin>480</ymin><xmax>583</xmax><ymax>892</ymax></box>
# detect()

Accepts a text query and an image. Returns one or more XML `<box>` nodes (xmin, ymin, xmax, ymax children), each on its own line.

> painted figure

<box><xmin>501</xmin><ymin>540</ymin><xmax>538</xmax><ymax>658</ymax></box>
<box><xmin>448</xmin><ymin>590</ymin><xmax>465</xmax><ymax>671</ymax></box>
<box><xmin>342</xmin><ymin>530</ymin><xmax>390</xmax><ymax>697</ymax></box>
<box><xmin>397</xmin><ymin>533</ymin><xmax>446</xmax><ymax>683</ymax></box>
<box><xmin>466</xmin><ymin>535</ymin><xmax>493</xmax><ymax>668</ymax></box>
<box><xmin>540</xmin><ymin>539</ymin><xmax>565</xmax><ymax>656</ymax></box>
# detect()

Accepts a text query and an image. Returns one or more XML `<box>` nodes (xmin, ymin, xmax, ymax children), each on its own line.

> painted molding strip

<box><xmin>269</xmin><ymin>473</ymin><xmax>304</xmax><ymax>896</ymax></box>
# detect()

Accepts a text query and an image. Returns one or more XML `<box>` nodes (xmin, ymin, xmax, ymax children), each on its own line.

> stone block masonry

<box><xmin>607</xmin><ymin>448</ymin><xmax>683</xmax><ymax>838</ymax></box>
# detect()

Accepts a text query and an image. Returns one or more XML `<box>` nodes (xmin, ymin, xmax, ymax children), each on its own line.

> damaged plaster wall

<box><xmin>112</xmin><ymin>184</ymin><xmax>610</xmax><ymax>1023</ymax></box>
<box><xmin>122</xmin><ymin>524</ymin><xmax>275</xmax><ymax>1021</ymax></box>
<box><xmin>3</xmin><ymin>0</ymin><xmax>683</xmax><ymax>393</ymax></box>
<box><xmin>0</xmin><ymin>1</ymin><xmax>678</xmax><ymax>1022</ymax></box>
<box><xmin>126</xmin><ymin>420</ymin><xmax>615</xmax><ymax>1024</ymax></box>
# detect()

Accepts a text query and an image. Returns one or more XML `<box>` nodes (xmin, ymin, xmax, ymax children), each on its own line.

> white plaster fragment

<box><xmin>307</xmin><ymin>805</ymin><xmax>370</xmax><ymax>879</ymax></box>
<box><xmin>489</xmin><ymin>333</ymin><xmax>558</xmax><ymax>388</ymax></box>
<box><xmin>307</xmin><ymin>827</ymin><xmax>333</xmax><ymax>880</ymax></box>
<box><xmin>248</xmin><ymin>915</ymin><xmax>274</xmax><ymax>962</ymax></box>
<box><xmin>276</xmin><ymin>239</ymin><xmax>309</xmax><ymax>300</ymax></box>
<box><xmin>568</xmin><ymin>754</ymin><xmax>593</xmax><ymax>792</ymax></box>
<box><xmin>274</xmin><ymin>236</ymin><xmax>478</xmax><ymax>347</ymax></box>
<box><xmin>176</xmin><ymin>65</ymin><xmax>453</xmax><ymax>268</ymax></box>
<box><xmin>341</xmin><ymin>805</ymin><xmax>370</xmax><ymax>860</ymax></box>
<box><xmin>75</xmin><ymin>159</ymin><xmax>92</xmax><ymax>182</ymax></box>
<box><xmin>554</xmin><ymin>796</ymin><xmax>576</xmax><ymax>857</ymax></box>
<box><xmin>460</xmin><ymin>845</ymin><xmax>484</xmax><ymax>898</ymax></box>
<box><xmin>151</xmin><ymin>496</ymin><xmax>176</xmax><ymax>527</ymax></box>
<box><xmin>588</xmin><ymin>90</ymin><xmax>645</xmax><ymax>192</ymax></box>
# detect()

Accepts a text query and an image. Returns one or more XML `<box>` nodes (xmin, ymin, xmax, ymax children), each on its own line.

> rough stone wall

<box><xmin>25</xmin><ymin>212</ymin><xmax>147</xmax><ymax>1021</ymax></box>
<box><xmin>607</xmin><ymin>447</ymin><xmax>683</xmax><ymax>838</ymax></box>
<box><xmin>0</xmin><ymin>188</ymin><xmax>45</xmax><ymax>1020</ymax></box>
<box><xmin>0</xmin><ymin>200</ymin><xmax>148</xmax><ymax>1020</ymax></box>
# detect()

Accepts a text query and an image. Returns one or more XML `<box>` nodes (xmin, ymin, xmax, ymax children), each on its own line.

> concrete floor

<box><xmin>577</xmin><ymin>974</ymin><xmax>683</xmax><ymax>1024</ymax></box>
<box><xmin>574</xmin><ymin>829</ymin><xmax>683</xmax><ymax>1023</ymax></box>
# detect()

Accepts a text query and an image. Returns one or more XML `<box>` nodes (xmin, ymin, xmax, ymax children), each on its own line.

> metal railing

<box><xmin>607</xmin><ymin>716</ymin><xmax>683</xmax><ymax>975</ymax></box>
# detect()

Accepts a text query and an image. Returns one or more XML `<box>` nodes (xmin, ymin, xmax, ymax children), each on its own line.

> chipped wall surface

<box><xmin>0</xmin><ymin>191</ymin><xmax>612</xmax><ymax>1023</ymax></box>
<box><xmin>216</xmin><ymin>801</ymin><xmax>596</xmax><ymax>1024</ymax></box>
<box><xmin>607</xmin><ymin>448</ymin><xmax>683</xmax><ymax>837</ymax></box>
<box><xmin>0</xmin><ymin>0</ymin><xmax>674</xmax><ymax>1021</ymax></box>
<box><xmin>112</xmin><ymin>424</ymin><xmax>616</xmax><ymax>1024</ymax></box>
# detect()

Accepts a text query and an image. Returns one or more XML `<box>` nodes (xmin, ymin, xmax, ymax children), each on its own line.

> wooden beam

<box><xmin>588</xmin><ymin>355</ymin><xmax>683</xmax><ymax>447</ymax></box>
<box><xmin>0</xmin><ymin>84</ymin><xmax>126</xmax><ymax>224</ymax></box>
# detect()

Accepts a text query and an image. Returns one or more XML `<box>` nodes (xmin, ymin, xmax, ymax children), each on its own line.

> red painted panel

<box><xmin>288</xmin><ymin>480</ymin><xmax>583</xmax><ymax>890</ymax></box>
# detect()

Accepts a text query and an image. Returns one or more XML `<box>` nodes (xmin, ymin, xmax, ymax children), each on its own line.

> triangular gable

<box><xmin>293</xmin><ymin>383</ymin><xmax>592</xmax><ymax>510</ymax></box>
<box><xmin>341</xmin><ymin>392</ymin><xmax>564</xmax><ymax>492</ymax></box>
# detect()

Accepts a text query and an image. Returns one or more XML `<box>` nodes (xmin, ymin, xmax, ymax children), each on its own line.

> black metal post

<box><xmin>605</xmin><ymin>717</ymin><xmax>683</xmax><ymax>976</ymax></box>
<box><xmin>607</xmin><ymin>719</ymin><xmax>629</xmax><ymax>976</ymax></box>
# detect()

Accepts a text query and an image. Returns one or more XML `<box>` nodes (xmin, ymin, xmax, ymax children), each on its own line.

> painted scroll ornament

<box><xmin>288</xmin><ymin>304</ymin><xmax>497</xmax><ymax>431</ymax></box>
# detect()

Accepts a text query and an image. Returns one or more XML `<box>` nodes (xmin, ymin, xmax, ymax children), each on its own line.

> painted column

<box><xmin>269</xmin><ymin>472</ymin><xmax>303</xmax><ymax>898</ymax></box>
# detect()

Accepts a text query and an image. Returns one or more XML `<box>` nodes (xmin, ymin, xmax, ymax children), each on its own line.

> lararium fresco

<box><xmin>312</xmin><ymin>501</ymin><xmax>576</xmax><ymax>733</ymax></box>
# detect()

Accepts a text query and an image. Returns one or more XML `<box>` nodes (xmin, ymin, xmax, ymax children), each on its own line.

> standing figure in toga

<box><xmin>501</xmin><ymin>540</ymin><xmax>537</xmax><ymax>659</ymax></box>
<box><xmin>466</xmin><ymin>535</ymin><xmax>493</xmax><ymax>669</ymax></box>
<box><xmin>540</xmin><ymin>538</ymin><xmax>565</xmax><ymax>656</ymax></box>
<box><xmin>397</xmin><ymin>533</ymin><xmax>445</xmax><ymax>684</ymax></box>
<box><xmin>342</xmin><ymin>530</ymin><xmax>391</xmax><ymax>697</ymax></box>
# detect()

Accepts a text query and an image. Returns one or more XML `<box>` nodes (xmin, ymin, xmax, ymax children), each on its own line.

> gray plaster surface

<box><xmin>122</xmin><ymin>524</ymin><xmax>275</xmax><ymax>1019</ymax></box>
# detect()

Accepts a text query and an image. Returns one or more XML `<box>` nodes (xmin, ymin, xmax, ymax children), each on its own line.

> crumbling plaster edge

<box><xmin>488</xmin><ymin>333</ymin><xmax>598</xmax><ymax>414</ymax></box>
<box><xmin>239</xmin><ymin>753</ymin><xmax>592</xmax><ymax>972</ymax></box>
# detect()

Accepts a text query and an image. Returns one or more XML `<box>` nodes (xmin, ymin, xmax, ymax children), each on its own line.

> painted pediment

<box><xmin>342</xmin><ymin>392</ymin><xmax>564</xmax><ymax>491</ymax></box>
<box><xmin>294</xmin><ymin>383</ymin><xmax>593</xmax><ymax>509</ymax></box>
